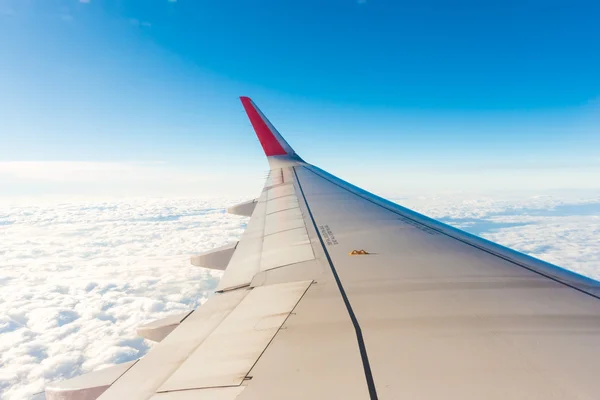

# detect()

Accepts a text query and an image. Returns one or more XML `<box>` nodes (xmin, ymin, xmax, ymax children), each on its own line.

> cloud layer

<box><xmin>1</xmin><ymin>193</ymin><xmax>599</xmax><ymax>399</ymax></box>
<box><xmin>400</xmin><ymin>193</ymin><xmax>600</xmax><ymax>279</ymax></box>
<box><xmin>0</xmin><ymin>198</ymin><xmax>246</xmax><ymax>399</ymax></box>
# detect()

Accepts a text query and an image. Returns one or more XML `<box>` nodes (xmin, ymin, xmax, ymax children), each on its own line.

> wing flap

<box><xmin>217</xmin><ymin>165</ymin><xmax>315</xmax><ymax>291</ymax></box>
<box><xmin>266</xmin><ymin>184</ymin><xmax>295</xmax><ymax>200</ymax></box>
<box><xmin>98</xmin><ymin>290</ymin><xmax>248</xmax><ymax>400</ymax></box>
<box><xmin>157</xmin><ymin>280</ymin><xmax>312</xmax><ymax>392</ymax></box>
<box><xmin>265</xmin><ymin>195</ymin><xmax>299</xmax><ymax>215</ymax></box>
<box><xmin>260</xmin><ymin>227</ymin><xmax>314</xmax><ymax>271</ymax></box>
<box><xmin>264</xmin><ymin>207</ymin><xmax>305</xmax><ymax>236</ymax></box>
<box><xmin>149</xmin><ymin>387</ymin><xmax>245</xmax><ymax>400</ymax></box>
<box><xmin>216</xmin><ymin>190</ymin><xmax>269</xmax><ymax>291</ymax></box>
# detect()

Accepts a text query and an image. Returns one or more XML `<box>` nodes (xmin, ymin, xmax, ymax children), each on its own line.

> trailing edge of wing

<box><xmin>240</xmin><ymin>96</ymin><xmax>303</xmax><ymax>166</ymax></box>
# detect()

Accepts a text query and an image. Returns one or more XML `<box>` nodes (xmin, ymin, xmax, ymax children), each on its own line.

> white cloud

<box><xmin>0</xmin><ymin>198</ymin><xmax>247</xmax><ymax>399</ymax></box>
<box><xmin>1</xmin><ymin>193</ymin><xmax>599</xmax><ymax>398</ymax></box>
<box><xmin>479</xmin><ymin>214</ymin><xmax>600</xmax><ymax>279</ymax></box>
<box><xmin>401</xmin><ymin>193</ymin><xmax>600</xmax><ymax>279</ymax></box>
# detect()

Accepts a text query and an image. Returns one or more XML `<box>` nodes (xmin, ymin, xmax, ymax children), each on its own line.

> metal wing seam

<box><xmin>302</xmin><ymin>164</ymin><xmax>600</xmax><ymax>301</ymax></box>
<box><xmin>292</xmin><ymin>166</ymin><xmax>379</xmax><ymax>400</ymax></box>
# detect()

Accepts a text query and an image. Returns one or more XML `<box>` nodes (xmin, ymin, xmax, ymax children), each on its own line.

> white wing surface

<box><xmin>47</xmin><ymin>97</ymin><xmax>600</xmax><ymax>400</ymax></box>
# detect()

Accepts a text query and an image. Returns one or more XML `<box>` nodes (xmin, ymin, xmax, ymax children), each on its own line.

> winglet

<box><xmin>240</xmin><ymin>97</ymin><xmax>302</xmax><ymax>165</ymax></box>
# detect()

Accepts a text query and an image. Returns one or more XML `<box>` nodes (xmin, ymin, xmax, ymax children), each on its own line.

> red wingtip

<box><xmin>240</xmin><ymin>97</ymin><xmax>288</xmax><ymax>157</ymax></box>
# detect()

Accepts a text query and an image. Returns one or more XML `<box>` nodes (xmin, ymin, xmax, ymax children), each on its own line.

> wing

<box><xmin>47</xmin><ymin>98</ymin><xmax>600</xmax><ymax>400</ymax></box>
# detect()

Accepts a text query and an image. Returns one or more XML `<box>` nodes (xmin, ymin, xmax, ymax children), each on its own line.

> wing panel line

<box><xmin>303</xmin><ymin>165</ymin><xmax>600</xmax><ymax>302</ymax></box>
<box><xmin>293</xmin><ymin>166</ymin><xmax>379</xmax><ymax>400</ymax></box>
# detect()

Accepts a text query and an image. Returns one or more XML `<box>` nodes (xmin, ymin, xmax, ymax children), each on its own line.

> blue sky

<box><xmin>1</xmin><ymin>0</ymin><xmax>599</xmax><ymax>197</ymax></box>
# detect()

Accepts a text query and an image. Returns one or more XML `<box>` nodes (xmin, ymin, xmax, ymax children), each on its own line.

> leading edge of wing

<box><xmin>305</xmin><ymin>164</ymin><xmax>600</xmax><ymax>299</ymax></box>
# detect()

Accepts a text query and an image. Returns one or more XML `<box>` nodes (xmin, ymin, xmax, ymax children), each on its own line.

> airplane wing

<box><xmin>46</xmin><ymin>97</ymin><xmax>600</xmax><ymax>400</ymax></box>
